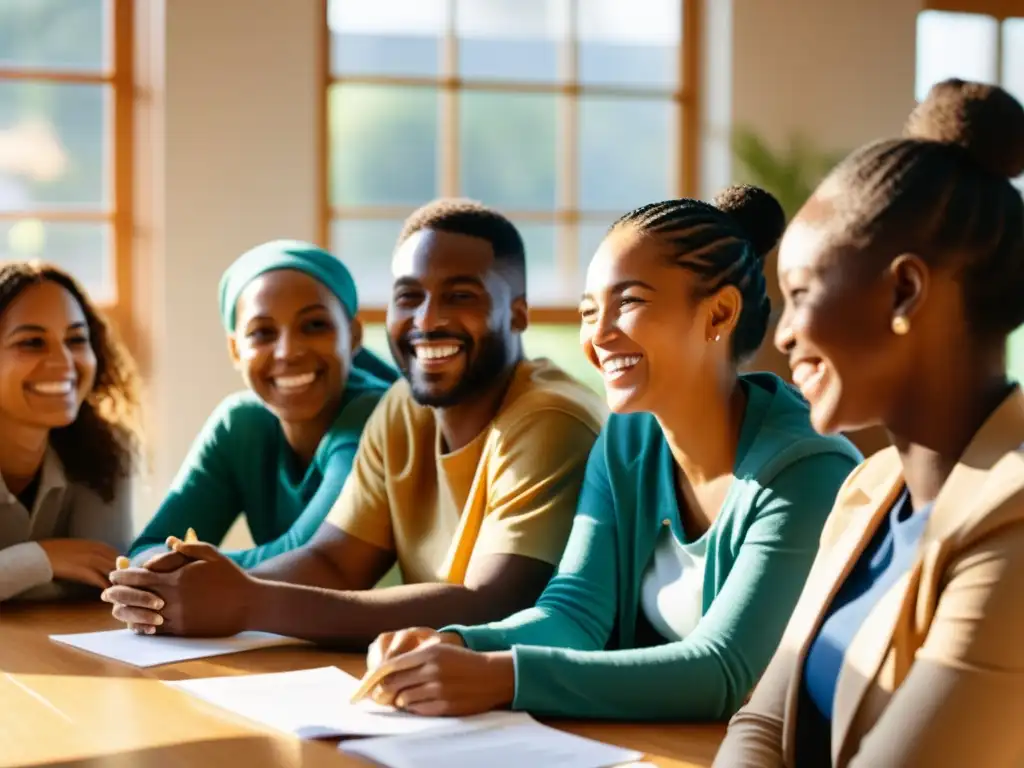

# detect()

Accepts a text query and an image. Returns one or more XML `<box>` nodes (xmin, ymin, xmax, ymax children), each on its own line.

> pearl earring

<box><xmin>891</xmin><ymin>315</ymin><xmax>910</xmax><ymax>335</ymax></box>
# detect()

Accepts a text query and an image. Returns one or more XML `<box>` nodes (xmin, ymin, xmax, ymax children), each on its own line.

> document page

<box><xmin>49</xmin><ymin>628</ymin><xmax>305</xmax><ymax>667</ymax></box>
<box><xmin>168</xmin><ymin>666</ymin><xmax>527</xmax><ymax>739</ymax></box>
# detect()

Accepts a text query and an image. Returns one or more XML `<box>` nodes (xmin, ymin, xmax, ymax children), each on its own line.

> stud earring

<box><xmin>891</xmin><ymin>315</ymin><xmax>910</xmax><ymax>336</ymax></box>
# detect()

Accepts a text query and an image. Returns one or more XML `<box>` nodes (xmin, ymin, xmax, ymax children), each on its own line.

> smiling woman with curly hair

<box><xmin>0</xmin><ymin>261</ymin><xmax>141</xmax><ymax>602</ymax></box>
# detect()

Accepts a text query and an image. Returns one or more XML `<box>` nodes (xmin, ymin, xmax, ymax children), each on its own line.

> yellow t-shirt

<box><xmin>325</xmin><ymin>358</ymin><xmax>607</xmax><ymax>585</ymax></box>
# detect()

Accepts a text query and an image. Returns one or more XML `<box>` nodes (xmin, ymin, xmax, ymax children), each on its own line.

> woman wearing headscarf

<box><xmin>128</xmin><ymin>240</ymin><xmax>397</xmax><ymax>568</ymax></box>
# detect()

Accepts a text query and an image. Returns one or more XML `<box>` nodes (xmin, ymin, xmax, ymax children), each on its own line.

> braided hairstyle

<box><xmin>0</xmin><ymin>262</ymin><xmax>142</xmax><ymax>502</ymax></box>
<box><xmin>611</xmin><ymin>184</ymin><xmax>786</xmax><ymax>362</ymax></box>
<box><xmin>813</xmin><ymin>78</ymin><xmax>1024</xmax><ymax>339</ymax></box>
<box><xmin>398</xmin><ymin>198</ymin><xmax>527</xmax><ymax>295</ymax></box>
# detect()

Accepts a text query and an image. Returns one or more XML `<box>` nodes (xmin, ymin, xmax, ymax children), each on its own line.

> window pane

<box><xmin>329</xmin><ymin>84</ymin><xmax>439</xmax><ymax>207</ymax></box>
<box><xmin>0</xmin><ymin>219</ymin><xmax>112</xmax><ymax>301</ymax></box>
<box><xmin>456</xmin><ymin>0</ymin><xmax>568</xmax><ymax>82</ymax></box>
<box><xmin>0</xmin><ymin>81</ymin><xmax>109</xmax><ymax>212</ymax></box>
<box><xmin>328</xmin><ymin>0</ymin><xmax>445</xmax><ymax>77</ymax></box>
<box><xmin>460</xmin><ymin>92</ymin><xmax>557</xmax><ymax>210</ymax></box>
<box><xmin>1004</xmin><ymin>19</ymin><xmax>1024</xmax><ymax>101</ymax></box>
<box><xmin>1006</xmin><ymin>19</ymin><xmax>1024</xmax><ymax>192</ymax></box>
<box><xmin>0</xmin><ymin>0</ymin><xmax>107</xmax><ymax>71</ymax></box>
<box><xmin>579</xmin><ymin>96</ymin><xmax>674</xmax><ymax>211</ymax></box>
<box><xmin>330</xmin><ymin>218</ymin><xmax>403</xmax><ymax>307</ymax></box>
<box><xmin>577</xmin><ymin>218</ymin><xmax>615</xmax><ymax>279</ymax></box>
<box><xmin>915</xmin><ymin>11</ymin><xmax>998</xmax><ymax>102</ymax></box>
<box><xmin>578</xmin><ymin>0</ymin><xmax>680</xmax><ymax>88</ymax></box>
<box><xmin>517</xmin><ymin>221</ymin><xmax>563</xmax><ymax>306</ymax></box>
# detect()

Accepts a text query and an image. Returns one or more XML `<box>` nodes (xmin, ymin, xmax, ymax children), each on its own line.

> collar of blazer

<box><xmin>781</xmin><ymin>384</ymin><xmax>1024</xmax><ymax>767</ymax></box>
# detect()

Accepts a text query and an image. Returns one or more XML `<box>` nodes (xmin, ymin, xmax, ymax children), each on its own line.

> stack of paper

<box><xmin>167</xmin><ymin>666</ymin><xmax>526</xmax><ymax>739</ymax></box>
<box><xmin>340</xmin><ymin>720</ymin><xmax>645</xmax><ymax>768</ymax></box>
<box><xmin>167</xmin><ymin>666</ymin><xmax>644</xmax><ymax>767</ymax></box>
<box><xmin>49</xmin><ymin>629</ymin><xmax>306</xmax><ymax>667</ymax></box>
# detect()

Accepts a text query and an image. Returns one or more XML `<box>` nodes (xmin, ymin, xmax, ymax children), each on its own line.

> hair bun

<box><xmin>904</xmin><ymin>78</ymin><xmax>1024</xmax><ymax>178</ymax></box>
<box><xmin>713</xmin><ymin>184</ymin><xmax>786</xmax><ymax>260</ymax></box>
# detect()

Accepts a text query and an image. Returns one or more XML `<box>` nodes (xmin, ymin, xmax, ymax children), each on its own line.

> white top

<box><xmin>639</xmin><ymin>521</ymin><xmax>708</xmax><ymax>641</ymax></box>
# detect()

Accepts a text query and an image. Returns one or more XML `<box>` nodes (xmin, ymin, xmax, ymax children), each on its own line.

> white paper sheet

<box><xmin>340</xmin><ymin>720</ymin><xmax>644</xmax><ymax>768</ymax></box>
<box><xmin>167</xmin><ymin>666</ymin><xmax>529</xmax><ymax>739</ymax></box>
<box><xmin>49</xmin><ymin>629</ymin><xmax>305</xmax><ymax>667</ymax></box>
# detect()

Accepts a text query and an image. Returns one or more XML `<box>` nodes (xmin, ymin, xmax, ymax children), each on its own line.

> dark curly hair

<box><xmin>0</xmin><ymin>262</ymin><xmax>142</xmax><ymax>502</ymax></box>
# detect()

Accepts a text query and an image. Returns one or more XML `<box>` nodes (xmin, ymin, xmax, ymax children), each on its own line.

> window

<box><xmin>914</xmin><ymin>5</ymin><xmax>1024</xmax><ymax>381</ymax></box>
<box><xmin>323</xmin><ymin>0</ymin><xmax>697</xmax><ymax>320</ymax></box>
<box><xmin>916</xmin><ymin>7</ymin><xmax>1023</xmax><ymax>189</ymax></box>
<box><xmin>0</xmin><ymin>0</ymin><xmax>132</xmax><ymax>327</ymax></box>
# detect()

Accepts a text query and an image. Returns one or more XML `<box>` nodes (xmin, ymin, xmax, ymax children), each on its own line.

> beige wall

<box><xmin>705</xmin><ymin>0</ymin><xmax>921</xmax><ymax>456</ymax></box>
<box><xmin>133</xmin><ymin>0</ymin><xmax>923</xmax><ymax>530</ymax></box>
<box><xmin>133</xmin><ymin>0</ymin><xmax>322</xmax><ymax>533</ymax></box>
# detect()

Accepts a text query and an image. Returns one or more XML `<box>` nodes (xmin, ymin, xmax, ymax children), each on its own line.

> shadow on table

<box><xmin>10</xmin><ymin>735</ymin><xmax>357</xmax><ymax>768</ymax></box>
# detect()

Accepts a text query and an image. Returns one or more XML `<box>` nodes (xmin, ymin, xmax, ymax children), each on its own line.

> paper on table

<box><xmin>167</xmin><ymin>666</ymin><xmax>529</xmax><ymax>739</ymax></box>
<box><xmin>340</xmin><ymin>720</ymin><xmax>644</xmax><ymax>768</ymax></box>
<box><xmin>49</xmin><ymin>629</ymin><xmax>305</xmax><ymax>667</ymax></box>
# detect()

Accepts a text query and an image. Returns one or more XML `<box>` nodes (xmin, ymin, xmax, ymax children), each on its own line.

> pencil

<box><xmin>115</xmin><ymin>555</ymin><xmax>130</xmax><ymax>570</ymax></box>
<box><xmin>349</xmin><ymin>662</ymin><xmax>398</xmax><ymax>704</ymax></box>
<box><xmin>185</xmin><ymin>527</ymin><xmax>198</xmax><ymax>543</ymax></box>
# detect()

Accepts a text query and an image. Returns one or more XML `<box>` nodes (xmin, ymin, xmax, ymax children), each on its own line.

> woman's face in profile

<box><xmin>773</xmin><ymin>196</ymin><xmax>916</xmax><ymax>435</ymax></box>
<box><xmin>0</xmin><ymin>280</ymin><xmax>97</xmax><ymax>430</ymax></box>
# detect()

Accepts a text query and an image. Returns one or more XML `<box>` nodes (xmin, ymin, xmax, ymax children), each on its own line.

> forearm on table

<box><xmin>0</xmin><ymin>543</ymin><xmax>53</xmax><ymax>602</ymax></box>
<box><xmin>247</xmin><ymin>543</ymin><xmax>357</xmax><ymax>589</ymax></box>
<box><xmin>245</xmin><ymin>579</ymin><xmax>518</xmax><ymax>646</ymax></box>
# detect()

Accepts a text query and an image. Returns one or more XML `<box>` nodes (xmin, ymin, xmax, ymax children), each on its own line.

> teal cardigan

<box><xmin>445</xmin><ymin>373</ymin><xmax>862</xmax><ymax>721</ymax></box>
<box><xmin>129</xmin><ymin>367</ymin><xmax>392</xmax><ymax>568</ymax></box>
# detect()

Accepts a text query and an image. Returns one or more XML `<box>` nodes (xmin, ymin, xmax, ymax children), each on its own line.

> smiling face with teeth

<box><xmin>579</xmin><ymin>225</ymin><xmax>738</xmax><ymax>415</ymax></box>
<box><xmin>230</xmin><ymin>269</ymin><xmax>358</xmax><ymax>431</ymax></box>
<box><xmin>0</xmin><ymin>280</ymin><xmax>97</xmax><ymax>430</ymax></box>
<box><xmin>387</xmin><ymin>228</ymin><xmax>526</xmax><ymax>409</ymax></box>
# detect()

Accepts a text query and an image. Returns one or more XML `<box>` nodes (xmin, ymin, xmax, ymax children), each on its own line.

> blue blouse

<box><xmin>798</xmin><ymin>488</ymin><xmax>933</xmax><ymax>759</ymax></box>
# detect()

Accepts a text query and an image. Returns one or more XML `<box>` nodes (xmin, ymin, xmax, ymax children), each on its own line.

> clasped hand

<box><xmin>364</xmin><ymin>628</ymin><xmax>516</xmax><ymax>717</ymax></box>
<box><xmin>102</xmin><ymin>540</ymin><xmax>251</xmax><ymax>637</ymax></box>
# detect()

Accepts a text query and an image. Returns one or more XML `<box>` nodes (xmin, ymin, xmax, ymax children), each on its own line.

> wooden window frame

<box><xmin>0</xmin><ymin>0</ymin><xmax>134</xmax><ymax>343</ymax></box>
<box><xmin>319</xmin><ymin>0</ymin><xmax>701</xmax><ymax>324</ymax></box>
<box><xmin>925</xmin><ymin>0</ymin><xmax>1024</xmax><ymax>19</ymax></box>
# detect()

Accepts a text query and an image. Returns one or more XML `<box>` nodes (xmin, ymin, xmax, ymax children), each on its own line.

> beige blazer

<box><xmin>714</xmin><ymin>387</ymin><xmax>1024</xmax><ymax>767</ymax></box>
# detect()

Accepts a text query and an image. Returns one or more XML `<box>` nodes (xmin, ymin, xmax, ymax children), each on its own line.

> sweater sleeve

<box><xmin>0</xmin><ymin>542</ymin><xmax>53</xmax><ymax>602</ymax></box>
<box><xmin>499</xmin><ymin>451</ymin><xmax>856</xmax><ymax>721</ymax></box>
<box><xmin>445</xmin><ymin>436</ymin><xmax>620</xmax><ymax>653</ymax></box>
<box><xmin>128</xmin><ymin>397</ymin><xmax>246</xmax><ymax>560</ymax></box>
<box><xmin>222</xmin><ymin>443</ymin><xmax>356</xmax><ymax>568</ymax></box>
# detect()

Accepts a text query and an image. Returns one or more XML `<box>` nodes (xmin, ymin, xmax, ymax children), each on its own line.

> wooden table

<box><xmin>0</xmin><ymin>602</ymin><xmax>725</xmax><ymax>768</ymax></box>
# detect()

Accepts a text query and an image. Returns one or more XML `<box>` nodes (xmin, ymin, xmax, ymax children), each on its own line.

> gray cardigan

<box><xmin>0</xmin><ymin>449</ymin><xmax>132</xmax><ymax>602</ymax></box>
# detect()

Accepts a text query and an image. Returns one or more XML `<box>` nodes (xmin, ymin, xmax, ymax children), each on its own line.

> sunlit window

<box><xmin>324</xmin><ymin>0</ymin><xmax>694</xmax><ymax>315</ymax></box>
<box><xmin>0</xmin><ymin>0</ymin><xmax>131</xmax><ymax>313</ymax></box>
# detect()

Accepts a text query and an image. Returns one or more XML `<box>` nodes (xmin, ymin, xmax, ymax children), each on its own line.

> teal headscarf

<box><xmin>218</xmin><ymin>239</ymin><xmax>398</xmax><ymax>386</ymax></box>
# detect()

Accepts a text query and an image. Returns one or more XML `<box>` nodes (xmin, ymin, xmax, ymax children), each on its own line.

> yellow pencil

<box><xmin>349</xmin><ymin>662</ymin><xmax>398</xmax><ymax>704</ymax></box>
<box><xmin>115</xmin><ymin>555</ymin><xmax>130</xmax><ymax>570</ymax></box>
<box><xmin>185</xmin><ymin>527</ymin><xmax>198</xmax><ymax>543</ymax></box>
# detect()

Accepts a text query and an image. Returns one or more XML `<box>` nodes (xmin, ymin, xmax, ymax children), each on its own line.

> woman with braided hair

<box><xmin>716</xmin><ymin>79</ymin><xmax>1024</xmax><ymax>767</ymax></box>
<box><xmin>357</xmin><ymin>185</ymin><xmax>861</xmax><ymax>721</ymax></box>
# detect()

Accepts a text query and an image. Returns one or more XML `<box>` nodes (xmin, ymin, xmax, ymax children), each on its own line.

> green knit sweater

<box><xmin>445</xmin><ymin>373</ymin><xmax>861</xmax><ymax>721</ymax></box>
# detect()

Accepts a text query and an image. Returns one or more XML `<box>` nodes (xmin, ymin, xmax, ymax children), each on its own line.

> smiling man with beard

<box><xmin>104</xmin><ymin>199</ymin><xmax>607</xmax><ymax>645</ymax></box>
